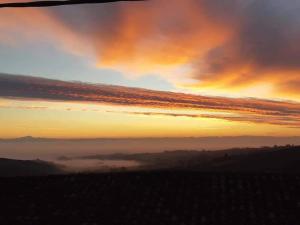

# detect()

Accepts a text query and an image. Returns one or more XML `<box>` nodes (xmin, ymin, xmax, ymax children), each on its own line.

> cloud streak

<box><xmin>109</xmin><ymin>111</ymin><xmax>300</xmax><ymax>128</ymax></box>
<box><xmin>1</xmin><ymin>73</ymin><xmax>300</xmax><ymax>127</ymax></box>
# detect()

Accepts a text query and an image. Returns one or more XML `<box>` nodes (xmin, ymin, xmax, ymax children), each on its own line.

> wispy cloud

<box><xmin>1</xmin><ymin>73</ymin><xmax>300</xmax><ymax>127</ymax></box>
<box><xmin>0</xmin><ymin>105</ymin><xmax>48</xmax><ymax>110</ymax></box>
<box><xmin>107</xmin><ymin>111</ymin><xmax>300</xmax><ymax>128</ymax></box>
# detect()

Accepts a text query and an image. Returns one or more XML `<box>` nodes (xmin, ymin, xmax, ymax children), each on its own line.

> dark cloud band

<box><xmin>1</xmin><ymin>73</ymin><xmax>300</xmax><ymax>127</ymax></box>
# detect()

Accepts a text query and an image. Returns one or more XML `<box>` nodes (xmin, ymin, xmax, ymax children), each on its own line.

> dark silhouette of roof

<box><xmin>0</xmin><ymin>0</ymin><xmax>144</xmax><ymax>8</ymax></box>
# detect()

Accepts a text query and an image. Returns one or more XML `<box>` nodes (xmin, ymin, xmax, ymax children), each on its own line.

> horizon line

<box><xmin>1</xmin><ymin>135</ymin><xmax>300</xmax><ymax>140</ymax></box>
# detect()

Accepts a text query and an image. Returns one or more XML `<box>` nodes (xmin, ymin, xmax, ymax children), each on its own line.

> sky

<box><xmin>0</xmin><ymin>0</ymin><xmax>300</xmax><ymax>138</ymax></box>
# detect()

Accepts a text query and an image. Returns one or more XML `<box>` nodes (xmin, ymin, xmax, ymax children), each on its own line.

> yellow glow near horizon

<box><xmin>1</xmin><ymin>100</ymin><xmax>299</xmax><ymax>139</ymax></box>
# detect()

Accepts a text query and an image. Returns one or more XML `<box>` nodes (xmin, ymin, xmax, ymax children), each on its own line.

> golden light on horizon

<box><xmin>0</xmin><ymin>99</ymin><xmax>299</xmax><ymax>139</ymax></box>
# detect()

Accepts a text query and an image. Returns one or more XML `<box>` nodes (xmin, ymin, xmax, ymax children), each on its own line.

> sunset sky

<box><xmin>1</xmin><ymin>0</ymin><xmax>300</xmax><ymax>138</ymax></box>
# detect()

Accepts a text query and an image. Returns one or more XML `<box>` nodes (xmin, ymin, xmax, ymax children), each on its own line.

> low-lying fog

<box><xmin>1</xmin><ymin>136</ymin><xmax>300</xmax><ymax>172</ymax></box>
<box><xmin>54</xmin><ymin>159</ymin><xmax>141</xmax><ymax>173</ymax></box>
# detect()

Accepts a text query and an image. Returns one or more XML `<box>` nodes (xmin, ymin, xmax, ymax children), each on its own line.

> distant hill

<box><xmin>75</xmin><ymin>145</ymin><xmax>300</xmax><ymax>173</ymax></box>
<box><xmin>170</xmin><ymin>145</ymin><xmax>300</xmax><ymax>172</ymax></box>
<box><xmin>1</xmin><ymin>136</ymin><xmax>300</xmax><ymax>160</ymax></box>
<box><xmin>1</xmin><ymin>145</ymin><xmax>300</xmax><ymax>176</ymax></box>
<box><xmin>0</xmin><ymin>158</ymin><xmax>62</xmax><ymax>177</ymax></box>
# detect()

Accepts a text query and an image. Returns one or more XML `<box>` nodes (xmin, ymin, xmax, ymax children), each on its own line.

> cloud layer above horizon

<box><xmin>1</xmin><ymin>73</ymin><xmax>300</xmax><ymax>128</ymax></box>
<box><xmin>1</xmin><ymin>0</ymin><xmax>300</xmax><ymax>98</ymax></box>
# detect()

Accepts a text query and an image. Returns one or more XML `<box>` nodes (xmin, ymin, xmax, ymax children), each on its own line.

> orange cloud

<box><xmin>94</xmin><ymin>0</ymin><xmax>232</xmax><ymax>70</ymax></box>
<box><xmin>50</xmin><ymin>0</ymin><xmax>300</xmax><ymax>98</ymax></box>
<box><xmin>1</xmin><ymin>0</ymin><xmax>300</xmax><ymax>99</ymax></box>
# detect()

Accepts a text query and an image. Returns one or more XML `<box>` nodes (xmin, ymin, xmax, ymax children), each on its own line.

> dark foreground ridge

<box><xmin>0</xmin><ymin>158</ymin><xmax>61</xmax><ymax>177</ymax></box>
<box><xmin>1</xmin><ymin>172</ymin><xmax>299</xmax><ymax>225</ymax></box>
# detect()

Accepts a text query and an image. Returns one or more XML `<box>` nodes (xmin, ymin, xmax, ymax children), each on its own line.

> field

<box><xmin>1</xmin><ymin>171</ymin><xmax>300</xmax><ymax>225</ymax></box>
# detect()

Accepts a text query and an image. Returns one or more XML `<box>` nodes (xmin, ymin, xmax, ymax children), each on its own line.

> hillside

<box><xmin>1</xmin><ymin>145</ymin><xmax>300</xmax><ymax>176</ymax></box>
<box><xmin>73</xmin><ymin>145</ymin><xmax>300</xmax><ymax>172</ymax></box>
<box><xmin>0</xmin><ymin>158</ymin><xmax>62</xmax><ymax>177</ymax></box>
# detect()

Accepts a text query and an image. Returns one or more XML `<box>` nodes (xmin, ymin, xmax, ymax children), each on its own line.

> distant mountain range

<box><xmin>1</xmin><ymin>136</ymin><xmax>300</xmax><ymax>144</ymax></box>
<box><xmin>1</xmin><ymin>136</ymin><xmax>300</xmax><ymax>160</ymax></box>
